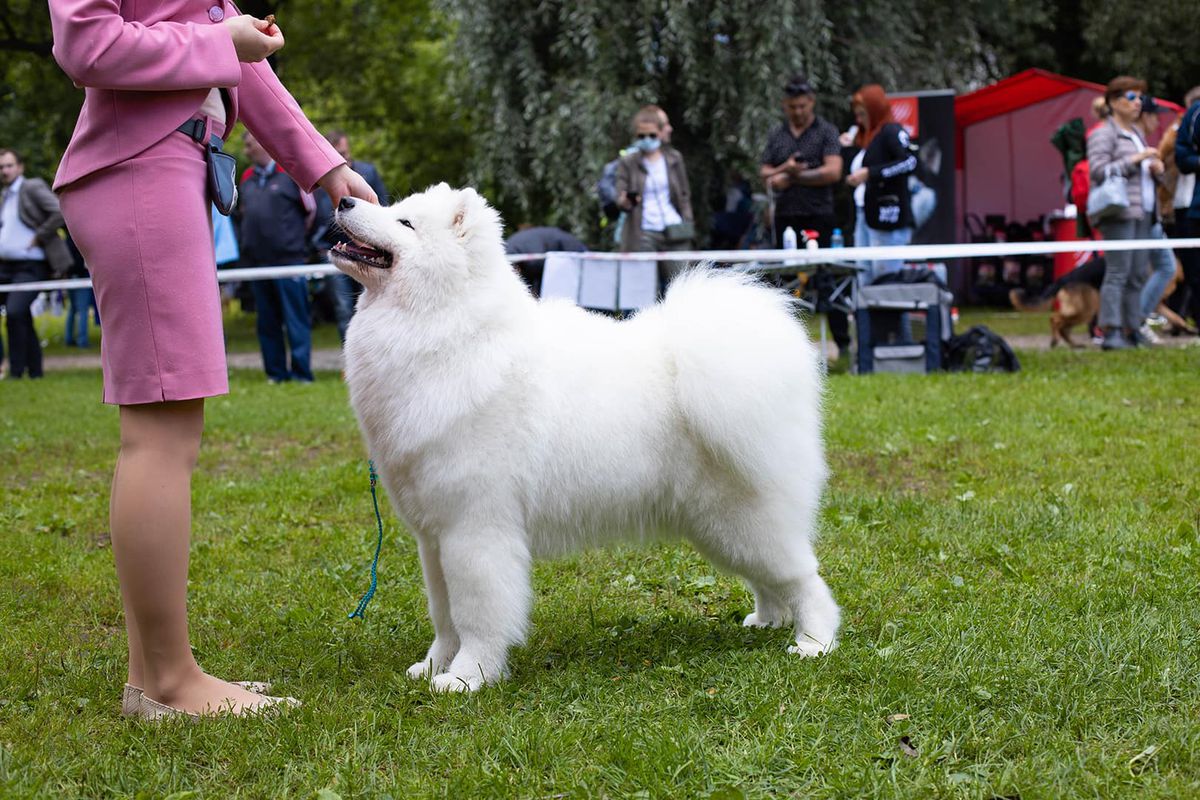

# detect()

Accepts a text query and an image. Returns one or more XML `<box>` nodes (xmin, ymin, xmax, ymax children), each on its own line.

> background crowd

<box><xmin>3</xmin><ymin>72</ymin><xmax>1200</xmax><ymax>380</ymax></box>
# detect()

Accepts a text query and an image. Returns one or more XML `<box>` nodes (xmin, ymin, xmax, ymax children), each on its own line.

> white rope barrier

<box><xmin>5</xmin><ymin>237</ymin><xmax>1198</xmax><ymax>293</ymax></box>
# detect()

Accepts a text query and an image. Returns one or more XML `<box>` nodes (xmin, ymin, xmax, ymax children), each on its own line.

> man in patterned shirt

<box><xmin>759</xmin><ymin>74</ymin><xmax>848</xmax><ymax>357</ymax></box>
<box><xmin>760</xmin><ymin>73</ymin><xmax>844</xmax><ymax>247</ymax></box>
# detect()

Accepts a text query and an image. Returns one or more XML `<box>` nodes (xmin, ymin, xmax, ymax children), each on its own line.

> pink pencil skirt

<box><xmin>60</xmin><ymin>123</ymin><xmax>229</xmax><ymax>405</ymax></box>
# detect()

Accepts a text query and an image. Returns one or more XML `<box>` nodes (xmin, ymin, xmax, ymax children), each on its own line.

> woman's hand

<box><xmin>224</xmin><ymin>15</ymin><xmax>285</xmax><ymax>62</ymax></box>
<box><xmin>1131</xmin><ymin>147</ymin><xmax>1158</xmax><ymax>164</ymax></box>
<box><xmin>318</xmin><ymin>164</ymin><xmax>379</xmax><ymax>207</ymax></box>
<box><xmin>1147</xmin><ymin>157</ymin><xmax>1165</xmax><ymax>176</ymax></box>
<box><xmin>846</xmin><ymin>167</ymin><xmax>870</xmax><ymax>188</ymax></box>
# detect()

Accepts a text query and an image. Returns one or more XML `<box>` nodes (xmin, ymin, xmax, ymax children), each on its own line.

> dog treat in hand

<box><xmin>264</xmin><ymin>13</ymin><xmax>277</xmax><ymax>30</ymax></box>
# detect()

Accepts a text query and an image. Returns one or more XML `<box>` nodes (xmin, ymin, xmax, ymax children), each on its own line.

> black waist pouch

<box><xmin>206</xmin><ymin>137</ymin><xmax>238</xmax><ymax>216</ymax></box>
<box><xmin>177</xmin><ymin>119</ymin><xmax>238</xmax><ymax>216</ymax></box>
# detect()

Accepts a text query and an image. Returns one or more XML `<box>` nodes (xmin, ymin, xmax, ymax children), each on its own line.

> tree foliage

<box><xmin>1</xmin><ymin>0</ymin><xmax>83</xmax><ymax>178</ymax></box>
<box><xmin>0</xmin><ymin>0</ymin><xmax>471</xmax><ymax>195</ymax></box>
<box><xmin>442</xmin><ymin>0</ymin><xmax>1067</xmax><ymax>243</ymax></box>
<box><xmin>2</xmin><ymin>0</ymin><xmax>1196</xmax><ymax>237</ymax></box>
<box><xmin>1080</xmin><ymin>0</ymin><xmax>1200</xmax><ymax>101</ymax></box>
<box><xmin>237</xmin><ymin>0</ymin><xmax>472</xmax><ymax>198</ymax></box>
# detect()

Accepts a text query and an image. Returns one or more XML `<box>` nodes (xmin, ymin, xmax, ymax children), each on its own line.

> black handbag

<box><xmin>176</xmin><ymin>119</ymin><xmax>238</xmax><ymax>216</ymax></box>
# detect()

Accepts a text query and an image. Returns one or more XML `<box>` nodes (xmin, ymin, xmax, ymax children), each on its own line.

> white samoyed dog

<box><xmin>331</xmin><ymin>184</ymin><xmax>840</xmax><ymax>692</ymax></box>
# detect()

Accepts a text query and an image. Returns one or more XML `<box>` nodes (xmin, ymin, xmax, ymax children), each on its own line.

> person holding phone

<box><xmin>615</xmin><ymin>105</ymin><xmax>694</xmax><ymax>295</ymax></box>
<box><xmin>759</xmin><ymin>74</ymin><xmax>847</xmax><ymax>357</ymax></box>
<box><xmin>48</xmin><ymin>0</ymin><xmax>378</xmax><ymax>720</ymax></box>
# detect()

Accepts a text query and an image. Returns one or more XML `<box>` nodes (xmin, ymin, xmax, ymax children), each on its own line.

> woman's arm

<box><xmin>673</xmin><ymin>155</ymin><xmax>694</xmax><ymax>221</ymax></box>
<box><xmin>236</xmin><ymin>60</ymin><xmax>347</xmax><ymax>194</ymax></box>
<box><xmin>867</xmin><ymin>126</ymin><xmax>917</xmax><ymax>181</ymax></box>
<box><xmin>48</xmin><ymin>0</ymin><xmax>242</xmax><ymax>90</ymax></box>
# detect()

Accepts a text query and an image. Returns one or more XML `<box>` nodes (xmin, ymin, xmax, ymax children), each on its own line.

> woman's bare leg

<box><xmin>113</xmin><ymin>398</ymin><xmax>269</xmax><ymax>714</ymax></box>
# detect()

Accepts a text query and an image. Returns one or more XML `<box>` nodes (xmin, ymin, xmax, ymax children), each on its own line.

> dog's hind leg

<box><xmin>746</xmin><ymin>543</ymin><xmax>840</xmax><ymax>656</ymax></box>
<box><xmin>695</xmin><ymin>504</ymin><xmax>840</xmax><ymax>657</ymax></box>
<box><xmin>429</xmin><ymin>524</ymin><xmax>532</xmax><ymax>692</ymax></box>
<box><xmin>407</xmin><ymin>534</ymin><xmax>461</xmax><ymax>680</ymax></box>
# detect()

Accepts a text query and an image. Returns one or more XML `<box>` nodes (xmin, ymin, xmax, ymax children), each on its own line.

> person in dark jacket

<box><xmin>238</xmin><ymin>131</ymin><xmax>316</xmax><ymax>383</ymax></box>
<box><xmin>845</xmin><ymin>85</ymin><xmax>917</xmax><ymax>284</ymax></box>
<box><xmin>0</xmin><ymin>148</ymin><xmax>71</xmax><ymax>379</ymax></box>
<box><xmin>311</xmin><ymin>130</ymin><xmax>390</xmax><ymax>342</ymax></box>
<box><xmin>504</xmin><ymin>224</ymin><xmax>587</xmax><ymax>296</ymax></box>
<box><xmin>1176</xmin><ymin>86</ymin><xmax>1200</xmax><ymax>329</ymax></box>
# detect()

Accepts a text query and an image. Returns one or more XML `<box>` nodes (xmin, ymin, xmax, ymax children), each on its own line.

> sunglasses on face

<box><xmin>636</xmin><ymin>132</ymin><xmax>659</xmax><ymax>140</ymax></box>
<box><xmin>1123</xmin><ymin>91</ymin><xmax>1142</xmax><ymax>102</ymax></box>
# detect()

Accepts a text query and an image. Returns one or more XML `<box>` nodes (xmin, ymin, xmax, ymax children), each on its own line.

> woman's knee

<box><xmin>119</xmin><ymin>400</ymin><xmax>206</xmax><ymax>466</ymax></box>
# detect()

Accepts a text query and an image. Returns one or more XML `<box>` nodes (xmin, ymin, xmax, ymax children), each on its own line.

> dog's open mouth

<box><xmin>331</xmin><ymin>240</ymin><xmax>394</xmax><ymax>269</ymax></box>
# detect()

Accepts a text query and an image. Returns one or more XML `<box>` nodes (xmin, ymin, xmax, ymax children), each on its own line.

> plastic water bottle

<box><xmin>830</xmin><ymin>228</ymin><xmax>844</xmax><ymax>248</ymax></box>
<box><xmin>782</xmin><ymin>225</ymin><xmax>798</xmax><ymax>251</ymax></box>
<box><xmin>782</xmin><ymin>225</ymin><xmax>799</xmax><ymax>265</ymax></box>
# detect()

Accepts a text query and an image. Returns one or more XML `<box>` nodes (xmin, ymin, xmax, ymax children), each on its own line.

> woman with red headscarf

<box><xmin>846</xmin><ymin>85</ymin><xmax>918</xmax><ymax>282</ymax></box>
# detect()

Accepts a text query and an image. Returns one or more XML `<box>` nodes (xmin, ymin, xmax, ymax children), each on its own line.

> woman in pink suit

<box><xmin>49</xmin><ymin>0</ymin><xmax>378</xmax><ymax>720</ymax></box>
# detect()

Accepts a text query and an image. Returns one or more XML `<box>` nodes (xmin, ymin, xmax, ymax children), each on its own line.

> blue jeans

<box><xmin>329</xmin><ymin>272</ymin><xmax>358</xmax><ymax>343</ymax></box>
<box><xmin>1139</xmin><ymin>222</ymin><xmax>1175</xmax><ymax>319</ymax></box>
<box><xmin>251</xmin><ymin>277</ymin><xmax>313</xmax><ymax>382</ymax></box>
<box><xmin>65</xmin><ymin>286</ymin><xmax>97</xmax><ymax>347</ymax></box>
<box><xmin>855</xmin><ymin>219</ymin><xmax>915</xmax><ymax>342</ymax></box>
<box><xmin>862</xmin><ymin>224</ymin><xmax>913</xmax><ymax>284</ymax></box>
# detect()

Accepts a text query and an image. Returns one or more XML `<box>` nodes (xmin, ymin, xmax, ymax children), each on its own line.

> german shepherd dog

<box><xmin>1009</xmin><ymin>257</ymin><xmax>1104</xmax><ymax>348</ymax></box>
<box><xmin>1010</xmin><ymin>256</ymin><xmax>1194</xmax><ymax>347</ymax></box>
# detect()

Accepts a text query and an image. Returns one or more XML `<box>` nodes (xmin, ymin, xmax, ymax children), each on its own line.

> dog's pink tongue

<box><xmin>345</xmin><ymin>242</ymin><xmax>383</xmax><ymax>258</ymax></box>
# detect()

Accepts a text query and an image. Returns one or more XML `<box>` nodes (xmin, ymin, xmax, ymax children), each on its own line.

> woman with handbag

<box><xmin>616</xmin><ymin>106</ymin><xmax>694</xmax><ymax>296</ymax></box>
<box><xmin>48</xmin><ymin>0</ymin><xmax>378</xmax><ymax>720</ymax></box>
<box><xmin>1086</xmin><ymin>76</ymin><xmax>1164</xmax><ymax>350</ymax></box>
<box><xmin>845</xmin><ymin>85</ymin><xmax>918</xmax><ymax>285</ymax></box>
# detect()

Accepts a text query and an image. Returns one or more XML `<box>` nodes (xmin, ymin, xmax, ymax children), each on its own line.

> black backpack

<box><xmin>944</xmin><ymin>325</ymin><xmax>1020</xmax><ymax>373</ymax></box>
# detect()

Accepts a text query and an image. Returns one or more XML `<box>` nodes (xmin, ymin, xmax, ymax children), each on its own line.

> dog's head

<box><xmin>330</xmin><ymin>183</ymin><xmax>508</xmax><ymax>309</ymax></box>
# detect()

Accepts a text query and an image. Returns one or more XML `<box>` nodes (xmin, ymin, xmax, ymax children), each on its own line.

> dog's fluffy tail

<box><xmin>656</xmin><ymin>267</ymin><xmax>826</xmax><ymax>493</ymax></box>
<box><xmin>1009</xmin><ymin>287</ymin><xmax>1054</xmax><ymax>312</ymax></box>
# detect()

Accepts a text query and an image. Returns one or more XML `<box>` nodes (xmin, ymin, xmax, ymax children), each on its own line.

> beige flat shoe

<box><xmin>121</xmin><ymin>681</ymin><xmax>276</xmax><ymax>718</ymax></box>
<box><xmin>121</xmin><ymin>684</ymin><xmax>142</xmax><ymax>718</ymax></box>
<box><xmin>135</xmin><ymin>693</ymin><xmax>301</xmax><ymax>722</ymax></box>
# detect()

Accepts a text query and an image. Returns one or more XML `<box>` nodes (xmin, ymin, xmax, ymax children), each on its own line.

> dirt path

<box><xmin>36</xmin><ymin>331</ymin><xmax>1196</xmax><ymax>373</ymax></box>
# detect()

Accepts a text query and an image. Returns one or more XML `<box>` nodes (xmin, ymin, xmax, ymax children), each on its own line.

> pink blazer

<box><xmin>49</xmin><ymin>0</ymin><xmax>343</xmax><ymax>193</ymax></box>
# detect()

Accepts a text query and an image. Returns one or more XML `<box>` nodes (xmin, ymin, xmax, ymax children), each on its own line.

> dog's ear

<box><xmin>452</xmin><ymin>188</ymin><xmax>486</xmax><ymax>238</ymax></box>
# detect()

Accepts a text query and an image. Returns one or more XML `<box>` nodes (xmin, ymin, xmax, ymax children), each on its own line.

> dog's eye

<box><xmin>398</xmin><ymin>218</ymin><xmax>414</xmax><ymax>230</ymax></box>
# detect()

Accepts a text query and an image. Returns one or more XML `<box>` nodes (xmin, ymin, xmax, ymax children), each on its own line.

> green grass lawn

<box><xmin>3</xmin><ymin>342</ymin><xmax>1200</xmax><ymax>798</ymax></box>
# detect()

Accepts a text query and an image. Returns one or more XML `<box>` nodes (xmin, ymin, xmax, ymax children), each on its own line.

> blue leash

<box><xmin>348</xmin><ymin>460</ymin><xmax>385</xmax><ymax>619</ymax></box>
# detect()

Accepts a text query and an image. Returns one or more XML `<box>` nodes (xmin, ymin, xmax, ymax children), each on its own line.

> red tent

<box><xmin>954</xmin><ymin>69</ymin><xmax>1182</xmax><ymax>240</ymax></box>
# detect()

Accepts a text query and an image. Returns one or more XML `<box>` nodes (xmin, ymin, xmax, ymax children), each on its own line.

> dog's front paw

<box><xmin>787</xmin><ymin>635</ymin><xmax>837</xmax><ymax>658</ymax></box>
<box><xmin>406</xmin><ymin>660</ymin><xmax>442</xmax><ymax>680</ymax></box>
<box><xmin>430</xmin><ymin>672</ymin><xmax>485</xmax><ymax>693</ymax></box>
<box><xmin>407</xmin><ymin>638</ymin><xmax>459</xmax><ymax>680</ymax></box>
<box><xmin>742</xmin><ymin>611</ymin><xmax>786</xmax><ymax>629</ymax></box>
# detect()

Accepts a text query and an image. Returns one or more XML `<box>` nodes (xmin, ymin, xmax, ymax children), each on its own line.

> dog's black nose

<box><xmin>338</xmin><ymin>197</ymin><xmax>356</xmax><ymax>211</ymax></box>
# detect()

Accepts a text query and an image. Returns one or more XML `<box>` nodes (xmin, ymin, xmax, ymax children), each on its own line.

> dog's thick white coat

<box><xmin>334</xmin><ymin>184</ymin><xmax>840</xmax><ymax>692</ymax></box>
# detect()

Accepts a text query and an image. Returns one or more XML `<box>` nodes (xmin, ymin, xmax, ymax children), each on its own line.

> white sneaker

<box><xmin>1138</xmin><ymin>324</ymin><xmax>1161</xmax><ymax>345</ymax></box>
<box><xmin>1146</xmin><ymin>313</ymin><xmax>1167</xmax><ymax>327</ymax></box>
